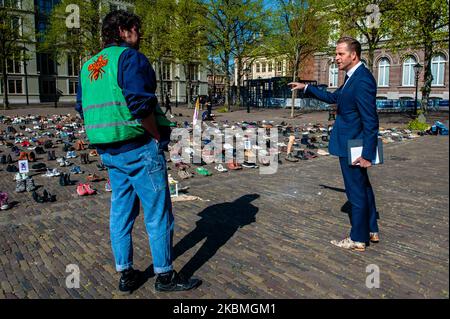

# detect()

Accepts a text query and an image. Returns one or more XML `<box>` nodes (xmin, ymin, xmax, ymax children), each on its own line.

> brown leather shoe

<box><xmin>370</xmin><ymin>232</ymin><xmax>380</xmax><ymax>243</ymax></box>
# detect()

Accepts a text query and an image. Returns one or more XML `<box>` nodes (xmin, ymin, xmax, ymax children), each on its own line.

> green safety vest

<box><xmin>80</xmin><ymin>46</ymin><xmax>145</xmax><ymax>144</ymax></box>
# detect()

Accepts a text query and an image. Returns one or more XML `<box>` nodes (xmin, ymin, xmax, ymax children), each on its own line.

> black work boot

<box><xmin>154</xmin><ymin>270</ymin><xmax>201</xmax><ymax>292</ymax></box>
<box><xmin>118</xmin><ymin>268</ymin><xmax>143</xmax><ymax>294</ymax></box>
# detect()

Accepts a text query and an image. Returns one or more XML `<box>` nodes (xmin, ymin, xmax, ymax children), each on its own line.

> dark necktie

<box><xmin>344</xmin><ymin>74</ymin><xmax>349</xmax><ymax>85</ymax></box>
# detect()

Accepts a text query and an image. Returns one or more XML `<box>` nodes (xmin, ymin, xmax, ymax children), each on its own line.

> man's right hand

<box><xmin>141</xmin><ymin>113</ymin><xmax>161</xmax><ymax>141</ymax></box>
<box><xmin>288</xmin><ymin>82</ymin><xmax>306</xmax><ymax>91</ymax></box>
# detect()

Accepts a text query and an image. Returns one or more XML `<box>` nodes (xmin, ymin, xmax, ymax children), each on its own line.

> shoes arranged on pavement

<box><xmin>70</xmin><ymin>166</ymin><xmax>83</xmax><ymax>174</ymax></box>
<box><xmin>87</xmin><ymin>173</ymin><xmax>103</xmax><ymax>182</ymax></box>
<box><xmin>285</xmin><ymin>153</ymin><xmax>299</xmax><ymax>162</ymax></box>
<box><xmin>59</xmin><ymin>173</ymin><xmax>72</xmax><ymax>186</ymax></box>
<box><xmin>77</xmin><ymin>183</ymin><xmax>96</xmax><ymax>196</ymax></box>
<box><xmin>32</xmin><ymin>189</ymin><xmax>56</xmax><ymax>203</ymax></box>
<box><xmin>0</xmin><ymin>192</ymin><xmax>10</xmax><ymax>210</ymax></box>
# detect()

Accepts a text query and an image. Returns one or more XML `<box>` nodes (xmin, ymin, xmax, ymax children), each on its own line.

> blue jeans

<box><xmin>100</xmin><ymin>139</ymin><xmax>174</xmax><ymax>274</ymax></box>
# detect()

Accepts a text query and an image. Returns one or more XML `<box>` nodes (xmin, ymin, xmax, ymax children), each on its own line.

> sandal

<box><xmin>87</xmin><ymin>173</ymin><xmax>103</xmax><ymax>182</ymax></box>
<box><xmin>178</xmin><ymin>169</ymin><xmax>192</xmax><ymax>179</ymax></box>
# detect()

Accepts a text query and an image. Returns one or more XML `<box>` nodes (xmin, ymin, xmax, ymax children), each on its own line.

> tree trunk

<box><xmin>2</xmin><ymin>58</ymin><xmax>9</xmax><ymax>110</ymax></box>
<box><xmin>224</xmin><ymin>52</ymin><xmax>230</xmax><ymax>111</ymax></box>
<box><xmin>290</xmin><ymin>53</ymin><xmax>300</xmax><ymax>118</ymax></box>
<box><xmin>368</xmin><ymin>42</ymin><xmax>375</xmax><ymax>74</ymax></box>
<box><xmin>184</xmin><ymin>64</ymin><xmax>193</xmax><ymax>108</ymax></box>
<box><xmin>236</xmin><ymin>57</ymin><xmax>242</xmax><ymax>108</ymax></box>
<box><xmin>158</xmin><ymin>59</ymin><xmax>164</xmax><ymax>107</ymax></box>
<box><xmin>421</xmin><ymin>41</ymin><xmax>433</xmax><ymax>113</ymax></box>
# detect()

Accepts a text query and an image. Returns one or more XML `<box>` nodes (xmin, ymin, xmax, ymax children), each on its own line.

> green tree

<box><xmin>205</xmin><ymin>0</ymin><xmax>243</xmax><ymax>110</ymax></box>
<box><xmin>231</xmin><ymin>0</ymin><xmax>267</xmax><ymax>109</ymax></box>
<box><xmin>41</xmin><ymin>0</ymin><xmax>105</xmax><ymax>62</ymax></box>
<box><xmin>0</xmin><ymin>5</ymin><xmax>34</xmax><ymax>109</ymax></box>
<box><xmin>171</xmin><ymin>0</ymin><xmax>208</xmax><ymax>108</ymax></box>
<box><xmin>391</xmin><ymin>0</ymin><xmax>449</xmax><ymax>113</ymax></box>
<box><xmin>332</xmin><ymin>0</ymin><xmax>397</xmax><ymax>74</ymax></box>
<box><xmin>266</xmin><ymin>0</ymin><xmax>331</xmax><ymax>118</ymax></box>
<box><xmin>137</xmin><ymin>0</ymin><xmax>176</xmax><ymax>102</ymax></box>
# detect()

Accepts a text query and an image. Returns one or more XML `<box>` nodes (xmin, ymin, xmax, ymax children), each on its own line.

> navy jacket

<box><xmin>75</xmin><ymin>43</ymin><xmax>158</xmax><ymax>154</ymax></box>
<box><xmin>305</xmin><ymin>64</ymin><xmax>379</xmax><ymax>160</ymax></box>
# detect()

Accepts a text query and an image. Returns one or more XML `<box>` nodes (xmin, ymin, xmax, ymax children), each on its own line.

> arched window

<box><xmin>256</xmin><ymin>63</ymin><xmax>260</xmax><ymax>73</ymax></box>
<box><xmin>431</xmin><ymin>54</ymin><xmax>446</xmax><ymax>86</ymax></box>
<box><xmin>329</xmin><ymin>63</ymin><xmax>338</xmax><ymax>87</ymax></box>
<box><xmin>402</xmin><ymin>56</ymin><xmax>417</xmax><ymax>86</ymax></box>
<box><xmin>377</xmin><ymin>58</ymin><xmax>390</xmax><ymax>87</ymax></box>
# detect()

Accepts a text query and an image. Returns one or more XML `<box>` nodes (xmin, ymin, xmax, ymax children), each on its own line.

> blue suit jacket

<box><xmin>305</xmin><ymin>64</ymin><xmax>379</xmax><ymax>160</ymax></box>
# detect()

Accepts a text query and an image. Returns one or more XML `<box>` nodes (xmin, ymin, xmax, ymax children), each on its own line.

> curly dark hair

<box><xmin>101</xmin><ymin>10</ymin><xmax>141</xmax><ymax>46</ymax></box>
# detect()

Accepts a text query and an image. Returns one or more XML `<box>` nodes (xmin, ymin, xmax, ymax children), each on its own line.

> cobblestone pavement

<box><xmin>0</xmin><ymin>107</ymin><xmax>448</xmax><ymax>299</ymax></box>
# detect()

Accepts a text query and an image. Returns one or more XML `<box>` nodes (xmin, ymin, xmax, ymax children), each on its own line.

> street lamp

<box><xmin>243</xmin><ymin>67</ymin><xmax>251</xmax><ymax>113</ymax></box>
<box><xmin>175</xmin><ymin>75</ymin><xmax>179</xmax><ymax>108</ymax></box>
<box><xmin>21</xmin><ymin>47</ymin><xmax>30</xmax><ymax>105</ymax></box>
<box><xmin>413</xmin><ymin>62</ymin><xmax>423</xmax><ymax>115</ymax></box>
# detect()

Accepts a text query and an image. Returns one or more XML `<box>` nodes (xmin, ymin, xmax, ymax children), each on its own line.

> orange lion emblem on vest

<box><xmin>88</xmin><ymin>55</ymin><xmax>108</xmax><ymax>81</ymax></box>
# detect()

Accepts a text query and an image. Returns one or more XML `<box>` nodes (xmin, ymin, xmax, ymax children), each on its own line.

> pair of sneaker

<box><xmin>70</xmin><ymin>166</ymin><xmax>83</xmax><ymax>174</ymax></box>
<box><xmin>0</xmin><ymin>192</ymin><xmax>10</xmax><ymax>210</ymax></box>
<box><xmin>32</xmin><ymin>189</ymin><xmax>56</xmax><ymax>203</ymax></box>
<box><xmin>15</xmin><ymin>178</ymin><xmax>35</xmax><ymax>193</ymax></box>
<box><xmin>57</xmin><ymin>157</ymin><xmax>71</xmax><ymax>167</ymax></box>
<box><xmin>118</xmin><ymin>268</ymin><xmax>200</xmax><ymax>294</ymax></box>
<box><xmin>76</xmin><ymin>183</ymin><xmax>96</xmax><ymax>196</ymax></box>
<box><xmin>66</xmin><ymin>151</ymin><xmax>76</xmax><ymax>159</ymax></box>
<box><xmin>43</xmin><ymin>168</ymin><xmax>60</xmax><ymax>177</ymax></box>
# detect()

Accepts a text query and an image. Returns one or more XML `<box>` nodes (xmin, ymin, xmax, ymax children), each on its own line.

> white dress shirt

<box><xmin>303</xmin><ymin>61</ymin><xmax>363</xmax><ymax>92</ymax></box>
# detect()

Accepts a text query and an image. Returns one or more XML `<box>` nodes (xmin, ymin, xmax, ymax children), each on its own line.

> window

<box><xmin>431</xmin><ymin>54</ymin><xmax>446</xmax><ymax>86</ymax></box>
<box><xmin>8</xmin><ymin>79</ymin><xmax>22</xmax><ymax>94</ymax></box>
<box><xmin>188</xmin><ymin>64</ymin><xmax>198</xmax><ymax>81</ymax></box>
<box><xmin>7</xmin><ymin>56</ymin><xmax>21</xmax><ymax>74</ymax></box>
<box><xmin>402</xmin><ymin>56</ymin><xmax>417</xmax><ymax>86</ymax></box>
<box><xmin>68</xmin><ymin>80</ymin><xmax>78</xmax><ymax>94</ymax></box>
<box><xmin>10</xmin><ymin>16</ymin><xmax>22</xmax><ymax>38</ymax></box>
<box><xmin>1</xmin><ymin>0</ymin><xmax>22</xmax><ymax>9</ymax></box>
<box><xmin>277</xmin><ymin>61</ymin><xmax>282</xmax><ymax>72</ymax></box>
<box><xmin>162</xmin><ymin>62</ymin><xmax>171</xmax><ymax>80</ymax></box>
<box><xmin>68</xmin><ymin>55</ymin><xmax>80</xmax><ymax>76</ymax></box>
<box><xmin>256</xmin><ymin>63</ymin><xmax>260</xmax><ymax>73</ymax></box>
<box><xmin>262</xmin><ymin>63</ymin><xmax>266</xmax><ymax>73</ymax></box>
<box><xmin>268</xmin><ymin>62</ymin><xmax>273</xmax><ymax>72</ymax></box>
<box><xmin>329</xmin><ymin>63</ymin><xmax>338</xmax><ymax>87</ymax></box>
<box><xmin>377</xmin><ymin>58</ymin><xmax>390</xmax><ymax>87</ymax></box>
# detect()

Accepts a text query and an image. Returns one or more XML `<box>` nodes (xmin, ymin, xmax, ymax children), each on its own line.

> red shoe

<box><xmin>76</xmin><ymin>183</ymin><xmax>87</xmax><ymax>196</ymax></box>
<box><xmin>21</xmin><ymin>141</ymin><xmax>30</xmax><ymax>147</ymax></box>
<box><xmin>83</xmin><ymin>183</ymin><xmax>96</xmax><ymax>195</ymax></box>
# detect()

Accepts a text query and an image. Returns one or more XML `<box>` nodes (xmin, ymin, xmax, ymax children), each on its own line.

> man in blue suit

<box><xmin>289</xmin><ymin>36</ymin><xmax>379</xmax><ymax>252</ymax></box>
